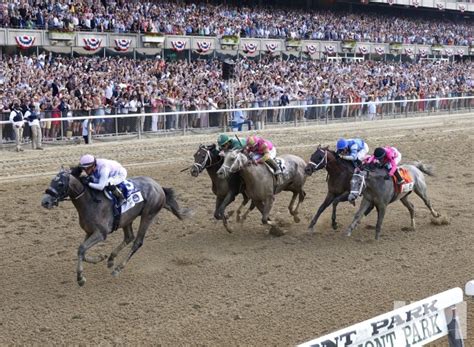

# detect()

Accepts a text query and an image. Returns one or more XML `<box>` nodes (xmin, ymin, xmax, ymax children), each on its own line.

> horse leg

<box><xmin>330</xmin><ymin>192</ymin><xmax>349</xmax><ymax>230</ymax></box>
<box><xmin>287</xmin><ymin>192</ymin><xmax>298</xmax><ymax>221</ymax></box>
<box><xmin>77</xmin><ymin>230</ymin><xmax>105</xmax><ymax>286</ymax></box>
<box><xmin>236</xmin><ymin>194</ymin><xmax>250</xmax><ymax>222</ymax></box>
<box><xmin>345</xmin><ymin>198</ymin><xmax>372</xmax><ymax>237</ymax></box>
<box><xmin>261</xmin><ymin>198</ymin><xmax>275</xmax><ymax>226</ymax></box>
<box><xmin>215</xmin><ymin>191</ymin><xmax>237</xmax><ymax>220</ymax></box>
<box><xmin>107</xmin><ymin>224</ymin><xmax>134</xmax><ymax>268</ymax></box>
<box><xmin>374</xmin><ymin>205</ymin><xmax>387</xmax><ymax>240</ymax></box>
<box><xmin>414</xmin><ymin>183</ymin><xmax>440</xmax><ymax>217</ymax></box>
<box><xmin>82</xmin><ymin>235</ymin><xmax>108</xmax><ymax>264</ymax></box>
<box><xmin>308</xmin><ymin>193</ymin><xmax>335</xmax><ymax>233</ymax></box>
<box><xmin>400</xmin><ymin>196</ymin><xmax>416</xmax><ymax>231</ymax></box>
<box><xmin>239</xmin><ymin>200</ymin><xmax>256</xmax><ymax>223</ymax></box>
<box><xmin>112</xmin><ymin>216</ymin><xmax>154</xmax><ymax>277</ymax></box>
<box><xmin>289</xmin><ymin>189</ymin><xmax>306</xmax><ymax>224</ymax></box>
<box><xmin>214</xmin><ymin>196</ymin><xmax>225</xmax><ymax>220</ymax></box>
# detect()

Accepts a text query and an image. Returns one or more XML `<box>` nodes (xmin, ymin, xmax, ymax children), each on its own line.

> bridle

<box><xmin>218</xmin><ymin>151</ymin><xmax>242</xmax><ymax>176</ymax></box>
<box><xmin>44</xmin><ymin>172</ymin><xmax>86</xmax><ymax>205</ymax></box>
<box><xmin>308</xmin><ymin>149</ymin><xmax>328</xmax><ymax>171</ymax></box>
<box><xmin>192</xmin><ymin>146</ymin><xmax>222</xmax><ymax>173</ymax></box>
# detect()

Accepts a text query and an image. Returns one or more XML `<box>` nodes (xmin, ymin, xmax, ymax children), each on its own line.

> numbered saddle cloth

<box><xmin>394</xmin><ymin>168</ymin><xmax>414</xmax><ymax>194</ymax></box>
<box><xmin>104</xmin><ymin>180</ymin><xmax>144</xmax><ymax>213</ymax></box>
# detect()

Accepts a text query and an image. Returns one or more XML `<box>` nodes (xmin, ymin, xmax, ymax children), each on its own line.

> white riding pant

<box><xmin>357</xmin><ymin>143</ymin><xmax>369</xmax><ymax>161</ymax></box>
<box><xmin>254</xmin><ymin>147</ymin><xmax>277</xmax><ymax>161</ymax></box>
<box><xmin>107</xmin><ymin>168</ymin><xmax>127</xmax><ymax>186</ymax></box>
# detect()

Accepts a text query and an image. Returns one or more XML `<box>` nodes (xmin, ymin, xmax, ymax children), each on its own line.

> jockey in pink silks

<box><xmin>79</xmin><ymin>154</ymin><xmax>128</xmax><ymax>205</ymax></box>
<box><xmin>365</xmin><ymin>146</ymin><xmax>405</xmax><ymax>184</ymax></box>
<box><xmin>244</xmin><ymin>135</ymin><xmax>282</xmax><ymax>179</ymax></box>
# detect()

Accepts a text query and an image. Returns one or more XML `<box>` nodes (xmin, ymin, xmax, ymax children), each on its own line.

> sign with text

<box><xmin>298</xmin><ymin>287</ymin><xmax>463</xmax><ymax>347</ymax></box>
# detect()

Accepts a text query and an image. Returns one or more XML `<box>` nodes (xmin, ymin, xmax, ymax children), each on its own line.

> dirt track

<box><xmin>0</xmin><ymin>114</ymin><xmax>473</xmax><ymax>345</ymax></box>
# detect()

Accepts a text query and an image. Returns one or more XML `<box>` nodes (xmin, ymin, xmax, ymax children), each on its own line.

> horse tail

<box><xmin>163</xmin><ymin>187</ymin><xmax>193</xmax><ymax>220</ymax></box>
<box><xmin>412</xmin><ymin>161</ymin><xmax>435</xmax><ymax>177</ymax></box>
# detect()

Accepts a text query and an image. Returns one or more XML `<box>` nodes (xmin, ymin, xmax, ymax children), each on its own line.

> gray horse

<box><xmin>216</xmin><ymin>150</ymin><xmax>306</xmax><ymax>230</ymax></box>
<box><xmin>347</xmin><ymin>163</ymin><xmax>440</xmax><ymax>240</ymax></box>
<box><xmin>190</xmin><ymin>144</ymin><xmax>253</xmax><ymax>232</ymax></box>
<box><xmin>41</xmin><ymin>167</ymin><xmax>191</xmax><ymax>286</ymax></box>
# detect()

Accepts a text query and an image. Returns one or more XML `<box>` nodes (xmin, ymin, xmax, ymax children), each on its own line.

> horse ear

<box><xmin>317</xmin><ymin>144</ymin><xmax>321</xmax><ymax>149</ymax></box>
<box><xmin>324</xmin><ymin>145</ymin><xmax>330</xmax><ymax>150</ymax></box>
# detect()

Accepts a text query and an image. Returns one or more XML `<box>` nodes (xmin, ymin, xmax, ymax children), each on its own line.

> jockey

<box><xmin>365</xmin><ymin>146</ymin><xmax>405</xmax><ymax>184</ymax></box>
<box><xmin>79</xmin><ymin>154</ymin><xmax>128</xmax><ymax>205</ymax></box>
<box><xmin>244</xmin><ymin>135</ymin><xmax>282</xmax><ymax>179</ymax></box>
<box><xmin>217</xmin><ymin>134</ymin><xmax>246</xmax><ymax>152</ymax></box>
<box><xmin>335</xmin><ymin>138</ymin><xmax>369</xmax><ymax>167</ymax></box>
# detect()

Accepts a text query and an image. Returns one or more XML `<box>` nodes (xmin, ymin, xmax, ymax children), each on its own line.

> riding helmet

<box><xmin>374</xmin><ymin>147</ymin><xmax>386</xmax><ymax>160</ymax></box>
<box><xmin>246</xmin><ymin>135</ymin><xmax>258</xmax><ymax>147</ymax></box>
<box><xmin>79</xmin><ymin>154</ymin><xmax>96</xmax><ymax>168</ymax></box>
<box><xmin>217</xmin><ymin>134</ymin><xmax>230</xmax><ymax>147</ymax></box>
<box><xmin>336</xmin><ymin>138</ymin><xmax>348</xmax><ymax>151</ymax></box>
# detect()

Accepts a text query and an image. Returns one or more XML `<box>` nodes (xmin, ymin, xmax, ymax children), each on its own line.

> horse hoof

<box><xmin>107</xmin><ymin>259</ymin><xmax>114</xmax><ymax>268</ymax></box>
<box><xmin>345</xmin><ymin>230</ymin><xmax>352</xmax><ymax>237</ymax></box>
<box><xmin>227</xmin><ymin>211</ymin><xmax>235</xmax><ymax>217</ymax></box>
<box><xmin>332</xmin><ymin>222</ymin><xmax>339</xmax><ymax>230</ymax></box>
<box><xmin>307</xmin><ymin>226</ymin><xmax>315</xmax><ymax>234</ymax></box>
<box><xmin>112</xmin><ymin>267</ymin><xmax>122</xmax><ymax>277</ymax></box>
<box><xmin>293</xmin><ymin>216</ymin><xmax>301</xmax><ymax>223</ymax></box>
<box><xmin>224</xmin><ymin>226</ymin><xmax>233</xmax><ymax>234</ymax></box>
<box><xmin>77</xmin><ymin>277</ymin><xmax>86</xmax><ymax>287</ymax></box>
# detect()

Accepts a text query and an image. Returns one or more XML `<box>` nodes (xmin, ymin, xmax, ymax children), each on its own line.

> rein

<box><xmin>193</xmin><ymin>147</ymin><xmax>222</xmax><ymax>173</ymax></box>
<box><xmin>308</xmin><ymin>150</ymin><xmax>328</xmax><ymax>170</ymax></box>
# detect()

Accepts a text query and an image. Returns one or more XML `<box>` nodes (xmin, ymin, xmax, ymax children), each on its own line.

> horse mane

<box><xmin>70</xmin><ymin>166</ymin><xmax>82</xmax><ymax>178</ymax></box>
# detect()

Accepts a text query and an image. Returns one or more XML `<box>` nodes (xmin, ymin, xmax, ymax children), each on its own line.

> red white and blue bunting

<box><xmin>324</xmin><ymin>45</ymin><xmax>335</xmax><ymax>55</ymax></box>
<box><xmin>171</xmin><ymin>40</ymin><xmax>187</xmax><ymax>51</ymax></box>
<box><xmin>196</xmin><ymin>41</ymin><xmax>212</xmax><ymax>54</ymax></box>
<box><xmin>458</xmin><ymin>49</ymin><xmax>465</xmax><ymax>57</ymax></box>
<box><xmin>15</xmin><ymin>35</ymin><xmax>36</xmax><ymax>49</ymax></box>
<box><xmin>412</xmin><ymin>0</ymin><xmax>419</xmax><ymax>7</ymax></box>
<box><xmin>436</xmin><ymin>2</ymin><xmax>445</xmax><ymax>10</ymax></box>
<box><xmin>459</xmin><ymin>4</ymin><xmax>465</xmax><ymax>12</ymax></box>
<box><xmin>419</xmin><ymin>48</ymin><xmax>428</xmax><ymax>57</ymax></box>
<box><xmin>114</xmin><ymin>39</ymin><xmax>132</xmax><ymax>52</ymax></box>
<box><xmin>358</xmin><ymin>46</ymin><xmax>369</xmax><ymax>55</ymax></box>
<box><xmin>243</xmin><ymin>43</ymin><xmax>258</xmax><ymax>54</ymax></box>
<box><xmin>83</xmin><ymin>38</ymin><xmax>102</xmax><ymax>51</ymax></box>
<box><xmin>306</xmin><ymin>44</ymin><xmax>317</xmax><ymax>55</ymax></box>
<box><xmin>387</xmin><ymin>0</ymin><xmax>395</xmax><ymax>5</ymax></box>
<box><xmin>404</xmin><ymin>47</ymin><xmax>414</xmax><ymax>55</ymax></box>
<box><xmin>374</xmin><ymin>47</ymin><xmax>385</xmax><ymax>55</ymax></box>
<box><xmin>445</xmin><ymin>48</ymin><xmax>453</xmax><ymax>57</ymax></box>
<box><xmin>265</xmin><ymin>43</ymin><xmax>279</xmax><ymax>52</ymax></box>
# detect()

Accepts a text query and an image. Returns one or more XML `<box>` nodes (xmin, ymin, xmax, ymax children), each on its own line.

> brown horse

<box><xmin>304</xmin><ymin>145</ymin><xmax>358</xmax><ymax>232</ymax></box>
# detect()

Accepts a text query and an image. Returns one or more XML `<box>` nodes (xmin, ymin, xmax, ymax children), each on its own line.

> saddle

<box><xmin>104</xmin><ymin>180</ymin><xmax>144</xmax><ymax>232</ymax></box>
<box><xmin>265</xmin><ymin>158</ymin><xmax>287</xmax><ymax>176</ymax></box>
<box><xmin>393</xmin><ymin>168</ymin><xmax>414</xmax><ymax>194</ymax></box>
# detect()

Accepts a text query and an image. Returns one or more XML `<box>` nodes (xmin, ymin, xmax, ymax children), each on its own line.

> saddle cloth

<box><xmin>104</xmin><ymin>180</ymin><xmax>144</xmax><ymax>214</ymax></box>
<box><xmin>265</xmin><ymin>158</ymin><xmax>288</xmax><ymax>177</ymax></box>
<box><xmin>393</xmin><ymin>168</ymin><xmax>414</xmax><ymax>194</ymax></box>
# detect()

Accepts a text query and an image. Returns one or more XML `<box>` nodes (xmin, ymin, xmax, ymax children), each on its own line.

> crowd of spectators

<box><xmin>1</xmin><ymin>53</ymin><xmax>472</xmax><ymax>139</ymax></box>
<box><xmin>0</xmin><ymin>1</ymin><xmax>472</xmax><ymax>45</ymax></box>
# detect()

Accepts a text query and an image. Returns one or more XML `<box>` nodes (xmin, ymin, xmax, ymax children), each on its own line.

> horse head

<box><xmin>191</xmin><ymin>144</ymin><xmax>220</xmax><ymax>177</ymax></box>
<box><xmin>216</xmin><ymin>149</ymin><xmax>246</xmax><ymax>178</ymax></box>
<box><xmin>348</xmin><ymin>168</ymin><xmax>367</xmax><ymax>203</ymax></box>
<box><xmin>42</xmin><ymin>167</ymin><xmax>72</xmax><ymax>209</ymax></box>
<box><xmin>305</xmin><ymin>145</ymin><xmax>329</xmax><ymax>176</ymax></box>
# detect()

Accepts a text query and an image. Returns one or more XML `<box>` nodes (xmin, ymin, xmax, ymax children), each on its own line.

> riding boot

<box><xmin>394</xmin><ymin>169</ymin><xmax>405</xmax><ymax>185</ymax></box>
<box><xmin>266</xmin><ymin>158</ymin><xmax>282</xmax><ymax>175</ymax></box>
<box><xmin>110</xmin><ymin>185</ymin><xmax>125</xmax><ymax>206</ymax></box>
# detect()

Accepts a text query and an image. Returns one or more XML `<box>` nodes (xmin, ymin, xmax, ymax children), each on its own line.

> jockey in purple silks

<box><xmin>79</xmin><ymin>154</ymin><xmax>128</xmax><ymax>205</ymax></box>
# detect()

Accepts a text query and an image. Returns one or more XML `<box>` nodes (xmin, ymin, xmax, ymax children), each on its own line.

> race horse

<box><xmin>346</xmin><ymin>162</ymin><xmax>440</xmax><ymax>240</ymax></box>
<box><xmin>304</xmin><ymin>145</ymin><xmax>357</xmax><ymax>232</ymax></box>
<box><xmin>190</xmin><ymin>144</ymin><xmax>253</xmax><ymax>232</ymax></box>
<box><xmin>216</xmin><ymin>150</ymin><xmax>306</xmax><ymax>233</ymax></box>
<box><xmin>41</xmin><ymin>167</ymin><xmax>191</xmax><ymax>286</ymax></box>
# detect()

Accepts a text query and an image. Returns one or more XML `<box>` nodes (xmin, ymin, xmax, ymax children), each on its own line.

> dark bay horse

<box><xmin>41</xmin><ymin>167</ymin><xmax>191</xmax><ymax>286</ymax></box>
<box><xmin>217</xmin><ymin>150</ymin><xmax>306</xmax><ymax>232</ymax></box>
<box><xmin>346</xmin><ymin>163</ymin><xmax>440</xmax><ymax>240</ymax></box>
<box><xmin>304</xmin><ymin>146</ymin><xmax>357</xmax><ymax>232</ymax></box>
<box><xmin>191</xmin><ymin>144</ymin><xmax>253</xmax><ymax>232</ymax></box>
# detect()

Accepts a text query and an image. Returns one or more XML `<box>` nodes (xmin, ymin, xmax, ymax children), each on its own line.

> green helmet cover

<box><xmin>217</xmin><ymin>134</ymin><xmax>231</xmax><ymax>147</ymax></box>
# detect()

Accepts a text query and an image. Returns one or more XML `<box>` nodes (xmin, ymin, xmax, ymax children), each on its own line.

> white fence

<box><xmin>0</xmin><ymin>96</ymin><xmax>473</xmax><ymax>145</ymax></box>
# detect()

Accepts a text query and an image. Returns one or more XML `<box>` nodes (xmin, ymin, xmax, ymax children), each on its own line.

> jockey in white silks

<box><xmin>79</xmin><ymin>154</ymin><xmax>127</xmax><ymax>205</ymax></box>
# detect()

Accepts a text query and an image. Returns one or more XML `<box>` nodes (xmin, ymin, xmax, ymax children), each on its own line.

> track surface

<box><xmin>0</xmin><ymin>114</ymin><xmax>473</xmax><ymax>345</ymax></box>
